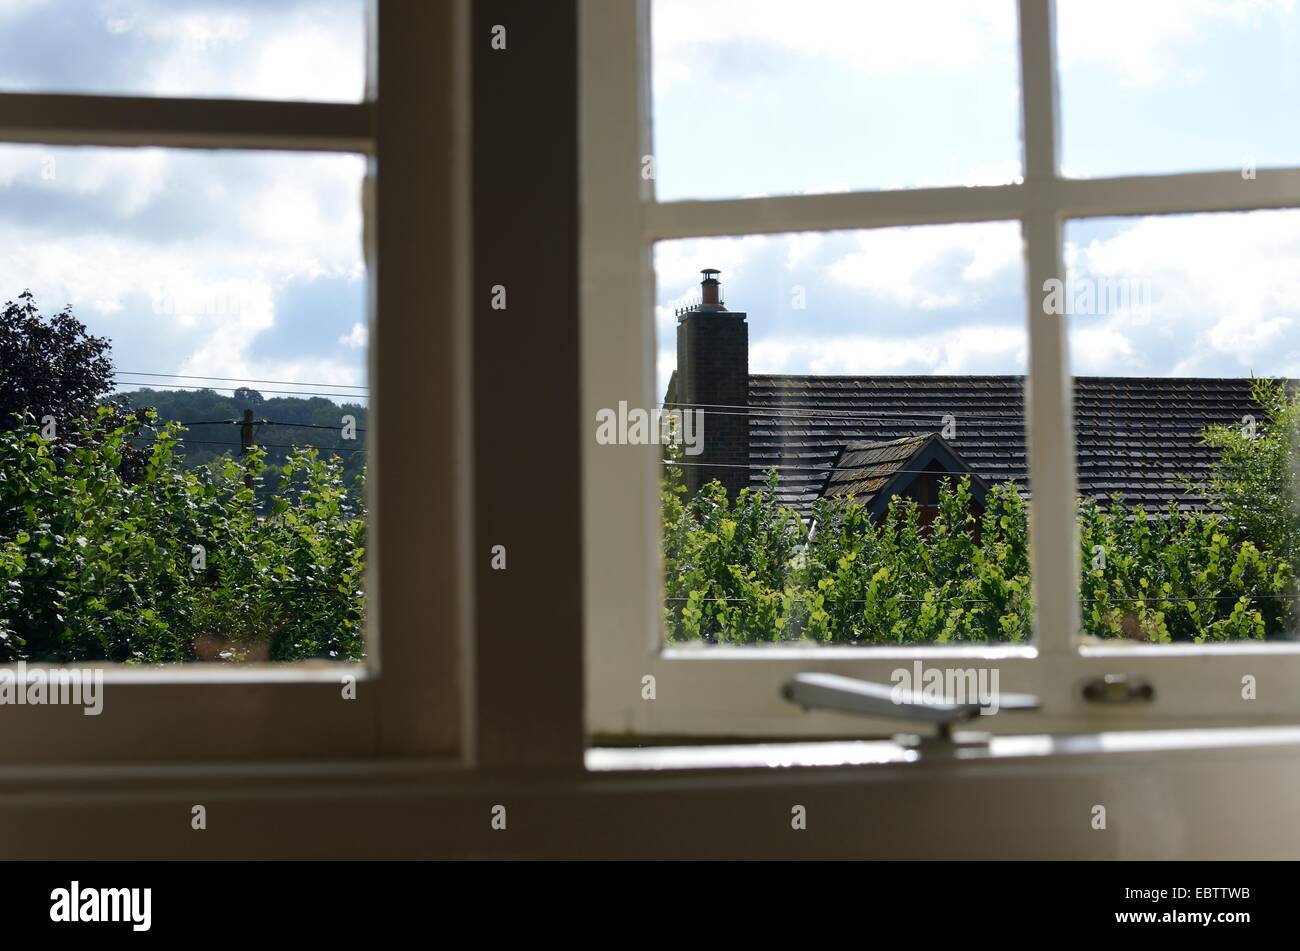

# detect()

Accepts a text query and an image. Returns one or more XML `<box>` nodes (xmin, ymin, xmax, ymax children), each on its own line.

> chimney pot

<box><xmin>700</xmin><ymin>268</ymin><xmax>723</xmax><ymax>310</ymax></box>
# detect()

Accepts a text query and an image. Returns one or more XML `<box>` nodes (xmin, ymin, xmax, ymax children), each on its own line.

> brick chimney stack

<box><xmin>674</xmin><ymin>269</ymin><xmax>749</xmax><ymax>498</ymax></box>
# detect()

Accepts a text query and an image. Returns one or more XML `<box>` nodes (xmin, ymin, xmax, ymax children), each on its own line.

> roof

<box><xmin>823</xmin><ymin>433</ymin><xmax>991</xmax><ymax>518</ymax></box>
<box><xmin>747</xmin><ymin>375</ymin><xmax>1264</xmax><ymax>515</ymax></box>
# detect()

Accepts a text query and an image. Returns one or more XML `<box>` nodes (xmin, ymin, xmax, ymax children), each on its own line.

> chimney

<box><xmin>674</xmin><ymin>269</ymin><xmax>749</xmax><ymax>498</ymax></box>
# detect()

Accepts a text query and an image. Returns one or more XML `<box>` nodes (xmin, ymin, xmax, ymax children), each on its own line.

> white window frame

<box><xmin>0</xmin><ymin>1</ymin><xmax>473</xmax><ymax>765</ymax></box>
<box><xmin>581</xmin><ymin>0</ymin><xmax>1300</xmax><ymax>740</ymax></box>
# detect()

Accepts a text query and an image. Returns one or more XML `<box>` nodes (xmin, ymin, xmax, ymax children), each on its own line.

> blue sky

<box><xmin>1</xmin><ymin>0</ymin><xmax>1298</xmax><ymax>404</ymax></box>
<box><xmin>652</xmin><ymin>0</ymin><xmax>1300</xmax><ymax>393</ymax></box>
<box><xmin>0</xmin><ymin>0</ymin><xmax>367</xmax><ymax>401</ymax></box>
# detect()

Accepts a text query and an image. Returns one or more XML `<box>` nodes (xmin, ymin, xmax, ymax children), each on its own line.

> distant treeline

<box><xmin>110</xmin><ymin>387</ymin><xmax>367</xmax><ymax>499</ymax></box>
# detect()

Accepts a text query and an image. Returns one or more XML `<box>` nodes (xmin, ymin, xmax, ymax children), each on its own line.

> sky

<box><xmin>652</xmin><ymin>0</ymin><xmax>1300</xmax><ymax>394</ymax></box>
<box><xmin>0</xmin><ymin>0</ymin><xmax>367</xmax><ymax>402</ymax></box>
<box><xmin>1</xmin><ymin>1</ymin><xmax>1298</xmax><ymax>403</ymax></box>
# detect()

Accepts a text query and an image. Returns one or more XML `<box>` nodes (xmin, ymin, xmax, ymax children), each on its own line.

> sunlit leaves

<box><xmin>0</xmin><ymin>412</ymin><xmax>365</xmax><ymax>662</ymax></box>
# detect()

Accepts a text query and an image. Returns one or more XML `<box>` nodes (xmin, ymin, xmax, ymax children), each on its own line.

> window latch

<box><xmin>781</xmin><ymin>672</ymin><xmax>1040</xmax><ymax>752</ymax></box>
<box><xmin>1081</xmin><ymin>674</ymin><xmax>1155</xmax><ymax>704</ymax></box>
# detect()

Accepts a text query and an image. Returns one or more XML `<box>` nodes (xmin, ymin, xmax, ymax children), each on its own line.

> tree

<box><xmin>0</xmin><ymin>291</ymin><xmax>114</xmax><ymax>430</ymax></box>
<box><xmin>1198</xmin><ymin>378</ymin><xmax>1300</xmax><ymax>577</ymax></box>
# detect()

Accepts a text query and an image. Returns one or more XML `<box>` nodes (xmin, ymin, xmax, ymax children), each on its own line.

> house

<box><xmin>665</xmin><ymin>269</ymin><xmax>1263</xmax><ymax>519</ymax></box>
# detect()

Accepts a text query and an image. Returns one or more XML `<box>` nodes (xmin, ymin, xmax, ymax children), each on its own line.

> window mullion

<box><xmin>1018</xmin><ymin>0</ymin><xmax>1078</xmax><ymax>655</ymax></box>
<box><xmin>1018</xmin><ymin>0</ymin><xmax>1061</xmax><ymax>181</ymax></box>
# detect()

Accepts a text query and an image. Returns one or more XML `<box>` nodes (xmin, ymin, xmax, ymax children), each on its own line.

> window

<box><xmin>582</xmin><ymin>0</ymin><xmax>1300</xmax><ymax>741</ymax></box>
<box><xmin>0</xmin><ymin>2</ymin><xmax>469</xmax><ymax>763</ymax></box>
<box><xmin>1</xmin><ymin>143</ymin><xmax>368</xmax><ymax>666</ymax></box>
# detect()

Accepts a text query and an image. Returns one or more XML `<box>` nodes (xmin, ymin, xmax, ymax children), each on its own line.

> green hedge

<box><xmin>0</xmin><ymin>409</ymin><xmax>365</xmax><ymax>663</ymax></box>
<box><xmin>662</xmin><ymin>464</ymin><xmax>1291</xmax><ymax>645</ymax></box>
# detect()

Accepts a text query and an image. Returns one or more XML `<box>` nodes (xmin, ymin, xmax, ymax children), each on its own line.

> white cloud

<box><xmin>652</xmin><ymin>0</ymin><xmax>1015</xmax><ymax>91</ymax></box>
<box><xmin>1056</xmin><ymin>0</ymin><xmax>1297</xmax><ymax>86</ymax></box>
<box><xmin>1069</xmin><ymin>210</ymin><xmax>1300</xmax><ymax>375</ymax></box>
<box><xmin>338</xmin><ymin>321</ymin><xmax>367</xmax><ymax>350</ymax></box>
<box><xmin>750</xmin><ymin>325</ymin><xmax>1025</xmax><ymax>376</ymax></box>
<box><xmin>654</xmin><ymin>233</ymin><xmax>766</xmax><ymax>295</ymax></box>
<box><xmin>0</xmin><ymin>0</ymin><xmax>365</xmax><ymax>102</ymax></box>
<box><xmin>656</xmin><ymin>207</ymin><xmax>1300</xmax><ymax>383</ymax></box>
<box><xmin>1069</xmin><ymin>322</ymin><xmax>1141</xmax><ymax>374</ymax></box>
<box><xmin>829</xmin><ymin>222</ymin><xmax>1021</xmax><ymax>309</ymax></box>
<box><xmin>117</xmin><ymin>1</ymin><xmax>363</xmax><ymax>102</ymax></box>
<box><xmin>0</xmin><ymin>145</ymin><xmax>366</xmax><ymax>389</ymax></box>
<box><xmin>0</xmin><ymin>4</ymin><xmax>369</xmax><ymax>404</ymax></box>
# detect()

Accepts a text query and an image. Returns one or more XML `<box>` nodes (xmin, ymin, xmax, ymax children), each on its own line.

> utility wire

<box><xmin>663</xmin><ymin>458</ymin><xmax>1025</xmax><ymax>477</ymax></box>
<box><xmin>663</xmin><ymin>400</ymin><xmax>1026</xmax><ymax>426</ymax></box>
<box><xmin>130</xmin><ymin>436</ymin><xmax>366</xmax><ymax>454</ymax></box>
<box><xmin>173</xmin><ymin>419</ymin><xmax>366</xmax><ymax>432</ymax></box>
<box><xmin>2</xmin><ymin>370</ymin><xmax>368</xmax><ymax>400</ymax></box>
<box><xmin>115</xmin><ymin>370</ymin><xmax>367</xmax><ymax>390</ymax></box>
<box><xmin>111</xmin><ymin>381</ymin><xmax>368</xmax><ymax>400</ymax></box>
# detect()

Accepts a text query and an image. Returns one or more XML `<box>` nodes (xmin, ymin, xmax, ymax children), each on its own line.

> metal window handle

<box><xmin>781</xmin><ymin>672</ymin><xmax>1040</xmax><ymax>748</ymax></box>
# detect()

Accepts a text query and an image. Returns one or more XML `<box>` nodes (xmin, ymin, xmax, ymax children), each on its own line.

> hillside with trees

<box><xmin>114</xmin><ymin>386</ymin><xmax>367</xmax><ymax>503</ymax></box>
<box><xmin>0</xmin><ymin>292</ymin><xmax>365</xmax><ymax>663</ymax></box>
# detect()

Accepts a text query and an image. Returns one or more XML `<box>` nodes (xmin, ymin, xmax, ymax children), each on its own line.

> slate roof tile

<box><xmin>748</xmin><ymin>374</ymin><xmax>1262</xmax><ymax>515</ymax></box>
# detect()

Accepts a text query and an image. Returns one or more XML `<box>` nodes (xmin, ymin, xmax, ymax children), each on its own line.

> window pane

<box><xmin>0</xmin><ymin>144</ymin><xmax>369</xmax><ymax>664</ymax></box>
<box><xmin>1064</xmin><ymin>211</ymin><xmax>1300</xmax><ymax>643</ymax></box>
<box><xmin>653</xmin><ymin>222</ymin><xmax>1032</xmax><ymax>645</ymax></box>
<box><xmin>1057</xmin><ymin>0</ymin><xmax>1300</xmax><ymax>178</ymax></box>
<box><xmin>650</xmin><ymin>0</ymin><xmax>1021</xmax><ymax>201</ymax></box>
<box><xmin>0</xmin><ymin>0</ymin><xmax>365</xmax><ymax>102</ymax></box>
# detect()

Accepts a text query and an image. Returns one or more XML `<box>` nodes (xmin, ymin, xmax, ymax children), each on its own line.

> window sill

<box><xmin>586</xmin><ymin>724</ymin><xmax>1300</xmax><ymax>772</ymax></box>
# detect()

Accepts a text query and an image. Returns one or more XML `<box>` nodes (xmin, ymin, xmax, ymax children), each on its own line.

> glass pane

<box><xmin>0</xmin><ymin>144</ymin><xmax>369</xmax><ymax>665</ymax></box>
<box><xmin>1064</xmin><ymin>210</ymin><xmax>1300</xmax><ymax>643</ymax></box>
<box><xmin>654</xmin><ymin>222</ymin><xmax>1032</xmax><ymax>645</ymax></box>
<box><xmin>650</xmin><ymin>0</ymin><xmax>1022</xmax><ymax>201</ymax></box>
<box><xmin>0</xmin><ymin>0</ymin><xmax>365</xmax><ymax>102</ymax></box>
<box><xmin>1058</xmin><ymin>0</ymin><xmax>1300</xmax><ymax>178</ymax></box>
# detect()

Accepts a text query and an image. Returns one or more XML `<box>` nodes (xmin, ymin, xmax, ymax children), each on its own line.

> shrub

<box><xmin>662</xmin><ymin>461</ymin><xmax>1290</xmax><ymax>645</ymax></box>
<box><xmin>0</xmin><ymin>409</ymin><xmax>365</xmax><ymax>662</ymax></box>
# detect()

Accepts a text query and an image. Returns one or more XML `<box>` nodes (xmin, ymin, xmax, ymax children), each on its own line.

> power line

<box><xmin>111</xmin><ymin>381</ymin><xmax>368</xmax><ymax>400</ymax></box>
<box><xmin>174</xmin><ymin>419</ymin><xmax>366</xmax><ymax>432</ymax></box>
<box><xmin>130</xmin><ymin>436</ymin><xmax>366</xmax><ymax>454</ymax></box>
<box><xmin>0</xmin><ymin>370</ymin><xmax>368</xmax><ymax>400</ymax></box>
<box><xmin>663</xmin><ymin>458</ymin><xmax>1025</xmax><ymax>477</ymax></box>
<box><xmin>115</xmin><ymin>370</ymin><xmax>367</xmax><ymax>391</ymax></box>
<box><xmin>663</xmin><ymin>399</ymin><xmax>1026</xmax><ymax>426</ymax></box>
